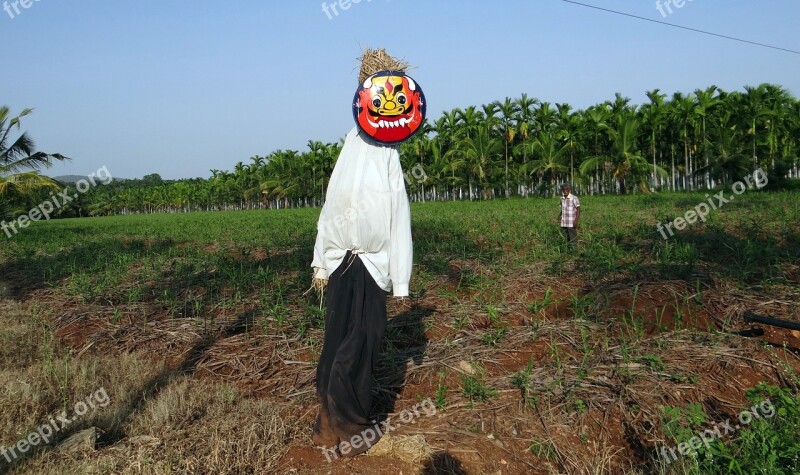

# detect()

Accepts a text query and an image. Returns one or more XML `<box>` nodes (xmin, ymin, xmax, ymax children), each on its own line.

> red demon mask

<box><xmin>352</xmin><ymin>71</ymin><xmax>426</xmax><ymax>145</ymax></box>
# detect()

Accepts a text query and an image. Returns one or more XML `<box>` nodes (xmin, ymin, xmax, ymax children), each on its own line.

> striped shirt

<box><xmin>560</xmin><ymin>193</ymin><xmax>580</xmax><ymax>228</ymax></box>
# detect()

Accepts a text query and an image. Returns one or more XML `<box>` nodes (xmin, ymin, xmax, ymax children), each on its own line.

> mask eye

<box><xmin>371</xmin><ymin>96</ymin><xmax>383</xmax><ymax>108</ymax></box>
<box><xmin>396</xmin><ymin>93</ymin><xmax>407</xmax><ymax>106</ymax></box>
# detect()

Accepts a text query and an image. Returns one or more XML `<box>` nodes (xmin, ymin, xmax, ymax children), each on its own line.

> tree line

<box><xmin>3</xmin><ymin>83</ymin><xmax>799</xmax><ymax>219</ymax></box>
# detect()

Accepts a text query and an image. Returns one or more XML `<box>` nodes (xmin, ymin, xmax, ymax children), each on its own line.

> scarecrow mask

<box><xmin>352</xmin><ymin>71</ymin><xmax>426</xmax><ymax>145</ymax></box>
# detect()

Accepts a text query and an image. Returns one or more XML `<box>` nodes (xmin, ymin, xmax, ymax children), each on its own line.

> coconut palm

<box><xmin>0</xmin><ymin>107</ymin><xmax>70</xmax><ymax>211</ymax></box>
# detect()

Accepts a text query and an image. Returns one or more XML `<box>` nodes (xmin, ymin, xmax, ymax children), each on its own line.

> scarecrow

<box><xmin>310</xmin><ymin>48</ymin><xmax>426</xmax><ymax>457</ymax></box>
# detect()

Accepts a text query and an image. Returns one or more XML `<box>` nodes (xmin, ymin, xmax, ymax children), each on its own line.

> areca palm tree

<box><xmin>427</xmin><ymin>135</ymin><xmax>462</xmax><ymax>200</ymax></box>
<box><xmin>514</xmin><ymin>94</ymin><xmax>538</xmax><ymax>195</ymax></box>
<box><xmin>785</xmin><ymin>101</ymin><xmax>800</xmax><ymax>178</ymax></box>
<box><xmin>533</xmin><ymin>102</ymin><xmax>558</xmax><ymax>136</ymax></box>
<box><xmin>693</xmin><ymin>86</ymin><xmax>721</xmax><ymax>188</ymax></box>
<box><xmin>400</xmin><ymin>137</ymin><xmax>426</xmax><ymax>201</ymax></box>
<box><xmin>448</xmin><ymin>126</ymin><xmax>502</xmax><ymax>200</ymax></box>
<box><xmin>760</xmin><ymin>84</ymin><xmax>793</xmax><ymax>173</ymax></box>
<box><xmin>436</xmin><ymin>109</ymin><xmax>459</xmax><ymax>143</ymax></box>
<box><xmin>515</xmin><ymin>93</ymin><xmax>538</xmax><ymax>125</ymax></box>
<box><xmin>668</xmin><ymin>92</ymin><xmax>697</xmax><ymax>190</ymax></box>
<box><xmin>581</xmin><ymin>104</ymin><xmax>612</xmax><ymax>193</ymax></box>
<box><xmin>457</xmin><ymin>106</ymin><xmax>485</xmax><ymax>138</ymax></box>
<box><xmin>261</xmin><ymin>150</ymin><xmax>302</xmax><ymax>208</ymax></box>
<box><xmin>307</xmin><ymin>141</ymin><xmax>328</xmax><ymax>204</ymax></box>
<box><xmin>640</xmin><ymin>89</ymin><xmax>667</xmax><ymax>190</ymax></box>
<box><xmin>555</xmin><ymin>103</ymin><xmax>581</xmax><ymax>189</ymax></box>
<box><xmin>607</xmin><ymin>92</ymin><xmax>635</xmax><ymax>117</ymax></box>
<box><xmin>581</xmin><ymin>116</ymin><xmax>665</xmax><ymax>194</ymax></box>
<box><xmin>0</xmin><ymin>107</ymin><xmax>70</xmax><ymax>213</ymax></box>
<box><xmin>521</xmin><ymin>131</ymin><xmax>569</xmax><ymax>196</ymax></box>
<box><xmin>697</xmin><ymin>109</ymin><xmax>749</xmax><ymax>184</ymax></box>
<box><xmin>30</xmin><ymin>82</ymin><xmax>800</xmax><ymax>215</ymax></box>
<box><xmin>740</xmin><ymin>85</ymin><xmax>766</xmax><ymax>167</ymax></box>
<box><xmin>243</xmin><ymin>155</ymin><xmax>269</xmax><ymax>208</ymax></box>
<box><xmin>489</xmin><ymin>98</ymin><xmax>519</xmax><ymax>197</ymax></box>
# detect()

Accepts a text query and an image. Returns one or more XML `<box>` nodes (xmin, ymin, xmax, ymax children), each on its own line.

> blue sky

<box><xmin>2</xmin><ymin>0</ymin><xmax>799</xmax><ymax>180</ymax></box>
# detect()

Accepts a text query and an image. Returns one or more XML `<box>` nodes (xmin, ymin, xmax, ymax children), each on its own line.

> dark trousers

<box><xmin>314</xmin><ymin>252</ymin><xmax>387</xmax><ymax>455</ymax></box>
<box><xmin>562</xmin><ymin>226</ymin><xmax>577</xmax><ymax>246</ymax></box>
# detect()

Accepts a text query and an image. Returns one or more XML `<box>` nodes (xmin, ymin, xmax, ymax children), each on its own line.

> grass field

<box><xmin>1</xmin><ymin>192</ymin><xmax>799</xmax><ymax>474</ymax></box>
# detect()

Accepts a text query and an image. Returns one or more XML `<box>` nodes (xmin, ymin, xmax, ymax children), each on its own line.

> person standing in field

<box><xmin>309</xmin><ymin>49</ymin><xmax>424</xmax><ymax>459</ymax></box>
<box><xmin>557</xmin><ymin>183</ymin><xmax>580</xmax><ymax>247</ymax></box>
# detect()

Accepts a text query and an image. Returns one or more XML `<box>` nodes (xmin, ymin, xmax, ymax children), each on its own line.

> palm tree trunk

<box><xmin>683</xmin><ymin>140</ymin><xmax>689</xmax><ymax>191</ymax></box>
<box><xmin>504</xmin><ymin>141</ymin><xmax>509</xmax><ymax>198</ymax></box>
<box><xmin>753</xmin><ymin>119</ymin><xmax>758</xmax><ymax>167</ymax></box>
<box><xmin>652</xmin><ymin>131</ymin><xmax>657</xmax><ymax>190</ymax></box>
<box><xmin>570</xmin><ymin>150</ymin><xmax>574</xmax><ymax>189</ymax></box>
<box><xmin>671</xmin><ymin>145</ymin><xmax>676</xmax><ymax>191</ymax></box>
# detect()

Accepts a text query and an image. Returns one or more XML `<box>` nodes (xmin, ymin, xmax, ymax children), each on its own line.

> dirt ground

<box><xmin>2</xmin><ymin>254</ymin><xmax>799</xmax><ymax>475</ymax></box>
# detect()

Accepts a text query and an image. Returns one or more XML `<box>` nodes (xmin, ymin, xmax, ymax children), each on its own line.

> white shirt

<box><xmin>311</xmin><ymin>127</ymin><xmax>413</xmax><ymax>297</ymax></box>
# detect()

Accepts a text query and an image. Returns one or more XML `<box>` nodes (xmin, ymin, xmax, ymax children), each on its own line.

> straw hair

<box><xmin>357</xmin><ymin>48</ymin><xmax>411</xmax><ymax>84</ymax></box>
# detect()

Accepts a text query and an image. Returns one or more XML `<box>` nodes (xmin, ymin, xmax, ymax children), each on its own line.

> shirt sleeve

<box><xmin>574</xmin><ymin>196</ymin><xmax>581</xmax><ymax>207</ymax></box>
<box><xmin>388</xmin><ymin>150</ymin><xmax>412</xmax><ymax>297</ymax></box>
<box><xmin>311</xmin><ymin>204</ymin><xmax>329</xmax><ymax>280</ymax></box>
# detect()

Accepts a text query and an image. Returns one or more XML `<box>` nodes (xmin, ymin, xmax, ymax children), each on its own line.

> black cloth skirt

<box><xmin>314</xmin><ymin>251</ymin><xmax>388</xmax><ymax>454</ymax></box>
